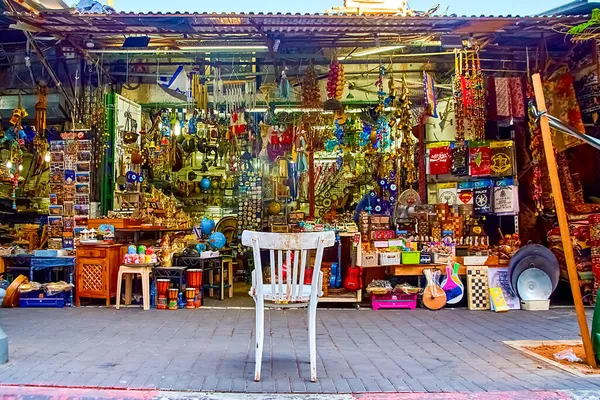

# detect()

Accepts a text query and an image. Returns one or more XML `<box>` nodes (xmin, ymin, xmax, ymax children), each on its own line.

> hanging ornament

<box><xmin>279</xmin><ymin>69</ymin><xmax>291</xmax><ymax>99</ymax></box>
<box><xmin>327</xmin><ymin>57</ymin><xmax>345</xmax><ymax>100</ymax></box>
<box><xmin>398</xmin><ymin>76</ymin><xmax>416</xmax><ymax>187</ymax></box>
<box><xmin>301</xmin><ymin>64</ymin><xmax>321</xmax><ymax>108</ymax></box>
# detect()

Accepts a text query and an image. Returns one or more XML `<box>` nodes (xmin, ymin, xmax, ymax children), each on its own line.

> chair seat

<box><xmin>259</xmin><ymin>284</ymin><xmax>316</xmax><ymax>302</ymax></box>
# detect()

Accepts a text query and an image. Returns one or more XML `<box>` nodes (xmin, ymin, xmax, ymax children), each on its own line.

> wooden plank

<box><xmin>532</xmin><ymin>73</ymin><xmax>597</xmax><ymax>368</ymax></box>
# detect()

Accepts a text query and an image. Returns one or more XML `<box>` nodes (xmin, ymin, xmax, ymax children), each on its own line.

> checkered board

<box><xmin>467</xmin><ymin>266</ymin><xmax>490</xmax><ymax>310</ymax></box>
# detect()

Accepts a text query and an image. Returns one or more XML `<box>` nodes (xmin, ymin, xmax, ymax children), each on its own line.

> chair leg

<box><xmin>116</xmin><ymin>270</ymin><xmax>123</xmax><ymax>310</ymax></box>
<box><xmin>141</xmin><ymin>269</ymin><xmax>150</xmax><ymax>311</ymax></box>
<box><xmin>308</xmin><ymin>300</ymin><xmax>318</xmax><ymax>382</ymax></box>
<box><xmin>125</xmin><ymin>273</ymin><xmax>133</xmax><ymax>305</ymax></box>
<box><xmin>254</xmin><ymin>298</ymin><xmax>265</xmax><ymax>382</ymax></box>
<box><xmin>228</xmin><ymin>261</ymin><xmax>234</xmax><ymax>298</ymax></box>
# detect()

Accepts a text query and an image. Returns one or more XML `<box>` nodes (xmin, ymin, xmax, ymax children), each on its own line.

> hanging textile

<box><xmin>544</xmin><ymin>72</ymin><xmax>585</xmax><ymax>151</ymax></box>
<box><xmin>489</xmin><ymin>77</ymin><xmax>525</xmax><ymax>121</ymax></box>
<box><xmin>423</xmin><ymin>72</ymin><xmax>438</xmax><ymax>118</ymax></box>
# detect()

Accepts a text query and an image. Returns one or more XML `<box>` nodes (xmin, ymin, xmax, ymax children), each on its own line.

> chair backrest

<box><xmin>242</xmin><ymin>231</ymin><xmax>336</xmax><ymax>303</ymax></box>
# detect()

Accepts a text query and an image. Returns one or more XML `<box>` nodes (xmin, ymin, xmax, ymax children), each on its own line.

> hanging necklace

<box><xmin>453</xmin><ymin>50</ymin><xmax>465</xmax><ymax>145</ymax></box>
<box><xmin>472</xmin><ymin>50</ymin><xmax>486</xmax><ymax>141</ymax></box>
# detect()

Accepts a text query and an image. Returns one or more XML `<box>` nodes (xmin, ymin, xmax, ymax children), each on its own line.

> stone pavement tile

<box><xmin>1</xmin><ymin>370</ymin><xmax>41</xmax><ymax>385</ymax></box>
<box><xmin>333</xmin><ymin>377</ymin><xmax>352</xmax><ymax>393</ymax></box>
<box><xmin>360</xmin><ymin>377</ymin><xmax>381</xmax><ymax>392</ymax></box>
<box><xmin>201</xmin><ymin>375</ymin><xmax>219</xmax><ymax>391</ymax></box>
<box><xmin>127</xmin><ymin>373</ymin><xmax>150</xmax><ymax>389</ymax></box>
<box><xmin>39</xmin><ymin>371</ymin><xmax>69</xmax><ymax>386</ymax></box>
<box><xmin>275</xmin><ymin>377</ymin><xmax>291</xmax><ymax>393</ymax></box>
<box><xmin>141</xmin><ymin>373</ymin><xmax>164</xmax><ymax>389</ymax></box>
<box><xmin>157</xmin><ymin>374</ymin><xmax>179</xmax><ymax>390</ymax></box>
<box><xmin>185</xmin><ymin>375</ymin><xmax>205</xmax><ymax>391</ymax></box>
<box><xmin>373</xmin><ymin>377</ymin><xmax>396</xmax><ymax>392</ymax></box>
<box><xmin>290</xmin><ymin>377</ymin><xmax>307</xmax><ymax>393</ymax></box>
<box><xmin>216</xmin><ymin>377</ymin><xmax>233</xmax><ymax>392</ymax></box>
<box><xmin>56</xmin><ymin>372</ymin><xmax>84</xmax><ymax>387</ymax></box>
<box><xmin>231</xmin><ymin>377</ymin><xmax>246</xmax><ymax>392</ymax></box>
<box><xmin>347</xmin><ymin>377</ymin><xmax>367</xmax><ymax>393</ymax></box>
<box><xmin>112</xmin><ymin>373</ymin><xmax>137</xmax><ymax>388</ymax></box>
<box><xmin>259</xmin><ymin>378</ymin><xmax>275</xmax><ymax>393</ymax></box>
<box><xmin>245</xmin><ymin>379</ymin><xmax>262</xmax><ymax>393</ymax></box>
<box><xmin>305</xmin><ymin>380</ymin><xmax>322</xmax><ymax>393</ymax></box>
<box><xmin>319</xmin><ymin>377</ymin><xmax>337</xmax><ymax>393</ymax></box>
<box><xmin>170</xmin><ymin>374</ymin><xmax>193</xmax><ymax>391</ymax></box>
<box><xmin>416</xmin><ymin>377</ymin><xmax>443</xmax><ymax>393</ymax></box>
<box><xmin>403</xmin><ymin>377</ymin><xmax>426</xmax><ymax>392</ymax></box>
<box><xmin>388</xmin><ymin>376</ymin><xmax>412</xmax><ymax>392</ymax></box>
<box><xmin>0</xmin><ymin>367</ymin><xmax>20</xmax><ymax>382</ymax></box>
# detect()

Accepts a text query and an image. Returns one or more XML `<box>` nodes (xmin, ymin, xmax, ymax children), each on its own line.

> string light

<box><xmin>18</xmin><ymin>164</ymin><xmax>23</xmax><ymax>172</ymax></box>
<box><xmin>44</xmin><ymin>152</ymin><xmax>51</xmax><ymax>163</ymax></box>
<box><xmin>6</xmin><ymin>161</ymin><xmax>12</xmax><ymax>169</ymax></box>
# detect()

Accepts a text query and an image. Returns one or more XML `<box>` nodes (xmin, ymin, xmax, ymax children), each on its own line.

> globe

<box><xmin>200</xmin><ymin>177</ymin><xmax>211</xmax><ymax>191</ymax></box>
<box><xmin>208</xmin><ymin>232</ymin><xmax>227</xmax><ymax>250</ymax></box>
<box><xmin>267</xmin><ymin>201</ymin><xmax>281</xmax><ymax>215</ymax></box>
<box><xmin>200</xmin><ymin>217</ymin><xmax>215</xmax><ymax>235</ymax></box>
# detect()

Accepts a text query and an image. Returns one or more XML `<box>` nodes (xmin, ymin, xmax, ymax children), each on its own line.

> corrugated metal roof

<box><xmin>3</xmin><ymin>10</ymin><xmax>589</xmax><ymax>49</ymax></box>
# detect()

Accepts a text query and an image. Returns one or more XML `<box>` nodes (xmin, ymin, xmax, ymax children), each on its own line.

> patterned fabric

<box><xmin>495</xmin><ymin>77</ymin><xmax>511</xmax><ymax>117</ymax></box>
<box><xmin>492</xmin><ymin>77</ymin><xmax>525</xmax><ymax>119</ymax></box>
<box><xmin>544</xmin><ymin>72</ymin><xmax>585</xmax><ymax>151</ymax></box>
<box><xmin>508</xmin><ymin>78</ymin><xmax>525</xmax><ymax>118</ymax></box>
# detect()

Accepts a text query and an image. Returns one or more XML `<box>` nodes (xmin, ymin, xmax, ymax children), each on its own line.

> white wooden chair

<box><xmin>242</xmin><ymin>230</ymin><xmax>336</xmax><ymax>382</ymax></box>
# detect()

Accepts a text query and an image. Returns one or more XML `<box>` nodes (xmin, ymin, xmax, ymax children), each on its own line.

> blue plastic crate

<box><xmin>19</xmin><ymin>289</ymin><xmax>69</xmax><ymax>308</ymax></box>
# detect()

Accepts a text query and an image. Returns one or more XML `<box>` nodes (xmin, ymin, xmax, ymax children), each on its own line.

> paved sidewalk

<box><xmin>1</xmin><ymin>307</ymin><xmax>600</xmax><ymax>394</ymax></box>
<box><xmin>1</xmin><ymin>385</ymin><xmax>599</xmax><ymax>400</ymax></box>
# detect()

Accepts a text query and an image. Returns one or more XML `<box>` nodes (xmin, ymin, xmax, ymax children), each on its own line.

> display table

<box><xmin>115</xmin><ymin>227</ymin><xmax>192</xmax><ymax>246</ymax></box>
<box><xmin>76</xmin><ymin>243</ymin><xmax>124</xmax><ymax>307</ymax></box>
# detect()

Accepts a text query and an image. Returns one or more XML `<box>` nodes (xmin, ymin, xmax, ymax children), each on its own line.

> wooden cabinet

<box><xmin>76</xmin><ymin>244</ymin><xmax>123</xmax><ymax>307</ymax></box>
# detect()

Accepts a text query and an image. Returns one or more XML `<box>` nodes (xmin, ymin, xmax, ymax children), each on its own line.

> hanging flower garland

<box><xmin>453</xmin><ymin>51</ymin><xmax>466</xmax><ymax>145</ymax></box>
<box><xmin>398</xmin><ymin>76</ymin><xmax>416</xmax><ymax>187</ymax></box>
<box><xmin>473</xmin><ymin>50</ymin><xmax>486</xmax><ymax>141</ymax></box>
<box><xmin>453</xmin><ymin>49</ymin><xmax>486</xmax><ymax>143</ymax></box>
<box><xmin>374</xmin><ymin>65</ymin><xmax>387</xmax><ymax>150</ymax></box>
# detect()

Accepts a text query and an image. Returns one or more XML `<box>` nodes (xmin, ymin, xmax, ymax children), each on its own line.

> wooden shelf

<box><xmin>385</xmin><ymin>264</ymin><xmax>467</xmax><ymax>276</ymax></box>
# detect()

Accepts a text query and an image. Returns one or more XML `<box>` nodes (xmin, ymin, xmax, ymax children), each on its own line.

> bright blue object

<box><xmin>128</xmin><ymin>245</ymin><xmax>137</xmax><ymax>254</ymax></box>
<box><xmin>196</xmin><ymin>243</ymin><xmax>207</xmax><ymax>253</ymax></box>
<box><xmin>208</xmin><ymin>232</ymin><xmax>226</xmax><ymax>250</ymax></box>
<box><xmin>200</xmin><ymin>217</ymin><xmax>215</xmax><ymax>235</ymax></box>
<box><xmin>200</xmin><ymin>177</ymin><xmax>211</xmax><ymax>191</ymax></box>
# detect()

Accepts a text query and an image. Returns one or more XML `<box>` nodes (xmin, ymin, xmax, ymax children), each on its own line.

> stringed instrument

<box><xmin>440</xmin><ymin>262</ymin><xmax>464</xmax><ymax>305</ymax></box>
<box><xmin>343</xmin><ymin>244</ymin><xmax>362</xmax><ymax>291</ymax></box>
<box><xmin>423</xmin><ymin>268</ymin><xmax>447</xmax><ymax>310</ymax></box>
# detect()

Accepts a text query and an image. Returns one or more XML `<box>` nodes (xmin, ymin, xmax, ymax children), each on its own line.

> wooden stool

<box><xmin>116</xmin><ymin>264</ymin><xmax>153</xmax><ymax>310</ymax></box>
<box><xmin>221</xmin><ymin>256</ymin><xmax>234</xmax><ymax>298</ymax></box>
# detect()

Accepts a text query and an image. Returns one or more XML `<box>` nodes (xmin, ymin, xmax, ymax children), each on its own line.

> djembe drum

<box><xmin>168</xmin><ymin>288</ymin><xmax>179</xmax><ymax>310</ymax></box>
<box><xmin>185</xmin><ymin>288</ymin><xmax>196</xmax><ymax>309</ymax></box>
<box><xmin>156</xmin><ymin>279</ymin><xmax>170</xmax><ymax>310</ymax></box>
<box><xmin>186</xmin><ymin>269</ymin><xmax>203</xmax><ymax>308</ymax></box>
